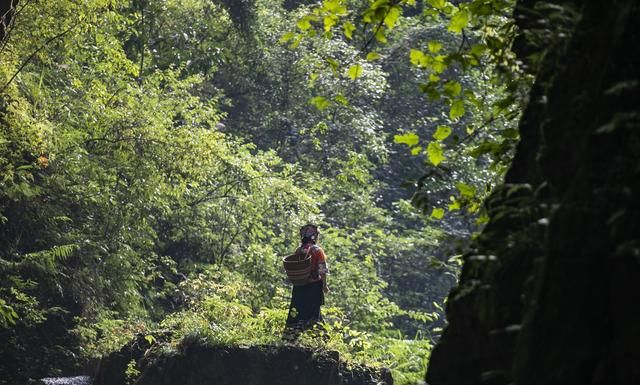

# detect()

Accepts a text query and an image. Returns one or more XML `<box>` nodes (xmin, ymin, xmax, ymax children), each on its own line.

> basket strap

<box><xmin>297</xmin><ymin>244</ymin><xmax>313</xmax><ymax>261</ymax></box>
<box><xmin>304</xmin><ymin>245</ymin><xmax>312</xmax><ymax>261</ymax></box>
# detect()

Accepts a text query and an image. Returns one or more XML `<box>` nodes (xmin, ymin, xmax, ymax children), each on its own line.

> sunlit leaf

<box><xmin>432</xmin><ymin>55</ymin><xmax>447</xmax><ymax>73</ymax></box>
<box><xmin>347</xmin><ymin>64</ymin><xmax>363</xmax><ymax>80</ymax></box>
<box><xmin>427</xmin><ymin>41</ymin><xmax>443</xmax><ymax>53</ymax></box>
<box><xmin>323</xmin><ymin>0</ymin><xmax>347</xmax><ymax>14</ymax></box>
<box><xmin>455</xmin><ymin>182</ymin><xmax>476</xmax><ymax>198</ymax></box>
<box><xmin>448</xmin><ymin>9</ymin><xmax>469</xmax><ymax>33</ymax></box>
<box><xmin>144</xmin><ymin>335</ymin><xmax>156</xmax><ymax>344</ymax></box>
<box><xmin>324</xmin><ymin>16</ymin><xmax>337</xmax><ymax>31</ymax></box>
<box><xmin>297</xmin><ymin>18</ymin><xmax>312</xmax><ymax>31</ymax></box>
<box><xmin>433</xmin><ymin>125</ymin><xmax>452</xmax><ymax>141</ymax></box>
<box><xmin>375</xmin><ymin>26</ymin><xmax>387</xmax><ymax>43</ymax></box>
<box><xmin>394</xmin><ymin>132</ymin><xmax>420</xmax><ymax>147</ymax></box>
<box><xmin>410</xmin><ymin>49</ymin><xmax>425</xmax><ymax>66</ymax></box>
<box><xmin>427</xmin><ymin>142</ymin><xmax>445</xmax><ymax>165</ymax></box>
<box><xmin>343</xmin><ymin>22</ymin><xmax>356</xmax><ymax>39</ymax></box>
<box><xmin>427</xmin><ymin>0</ymin><xmax>446</xmax><ymax>10</ymax></box>
<box><xmin>366</xmin><ymin>52</ymin><xmax>382</xmax><ymax>61</ymax></box>
<box><xmin>430</xmin><ymin>207</ymin><xmax>445</xmax><ymax>219</ymax></box>
<box><xmin>384</xmin><ymin>6</ymin><xmax>402</xmax><ymax>29</ymax></box>
<box><xmin>449</xmin><ymin>99</ymin><xmax>465</xmax><ymax>120</ymax></box>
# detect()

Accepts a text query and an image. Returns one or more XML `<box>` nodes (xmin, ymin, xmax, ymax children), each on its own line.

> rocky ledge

<box><xmin>94</xmin><ymin>337</ymin><xmax>392</xmax><ymax>385</ymax></box>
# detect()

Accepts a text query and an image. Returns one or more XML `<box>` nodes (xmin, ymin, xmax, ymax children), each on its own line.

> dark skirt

<box><xmin>285</xmin><ymin>280</ymin><xmax>324</xmax><ymax>328</ymax></box>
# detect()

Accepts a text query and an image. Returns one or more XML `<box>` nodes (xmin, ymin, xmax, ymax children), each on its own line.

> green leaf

<box><xmin>443</xmin><ymin>81</ymin><xmax>462</xmax><ymax>97</ymax></box>
<box><xmin>290</xmin><ymin>35</ymin><xmax>303</xmax><ymax>49</ymax></box>
<box><xmin>394</xmin><ymin>132</ymin><xmax>420</xmax><ymax>147</ymax></box>
<box><xmin>432</xmin><ymin>55</ymin><xmax>447</xmax><ymax>73</ymax></box>
<box><xmin>448</xmin><ymin>198</ymin><xmax>461</xmax><ymax>211</ymax></box>
<box><xmin>448</xmin><ymin>9</ymin><xmax>469</xmax><ymax>33</ymax></box>
<box><xmin>476</xmin><ymin>213</ymin><xmax>490</xmax><ymax>225</ymax></box>
<box><xmin>470</xmin><ymin>44</ymin><xmax>487</xmax><ymax>57</ymax></box>
<box><xmin>323</xmin><ymin>0</ymin><xmax>347</xmax><ymax>14</ymax></box>
<box><xmin>427</xmin><ymin>141</ymin><xmax>445</xmax><ymax>165</ymax></box>
<box><xmin>371</xmin><ymin>0</ymin><xmax>390</xmax><ymax>9</ymax></box>
<box><xmin>343</xmin><ymin>22</ymin><xmax>356</xmax><ymax>39</ymax></box>
<box><xmin>279</xmin><ymin>32</ymin><xmax>295</xmax><ymax>44</ymax></box>
<box><xmin>449</xmin><ymin>99</ymin><xmax>465</xmax><ymax>120</ymax></box>
<box><xmin>375</xmin><ymin>26</ymin><xmax>387</xmax><ymax>43</ymax></box>
<box><xmin>334</xmin><ymin>94</ymin><xmax>349</xmax><ymax>105</ymax></box>
<box><xmin>427</xmin><ymin>0</ymin><xmax>446</xmax><ymax>10</ymax></box>
<box><xmin>326</xmin><ymin>58</ymin><xmax>340</xmax><ymax>74</ymax></box>
<box><xmin>297</xmin><ymin>17</ymin><xmax>312</xmax><ymax>31</ymax></box>
<box><xmin>411</xmin><ymin>146</ymin><xmax>423</xmax><ymax>155</ymax></box>
<box><xmin>366</xmin><ymin>52</ymin><xmax>382</xmax><ymax>61</ymax></box>
<box><xmin>308</xmin><ymin>73</ymin><xmax>319</xmax><ymax>87</ymax></box>
<box><xmin>310</xmin><ymin>96</ymin><xmax>331</xmax><ymax>110</ymax></box>
<box><xmin>347</xmin><ymin>64</ymin><xmax>363</xmax><ymax>80</ymax></box>
<box><xmin>420</xmin><ymin>82</ymin><xmax>441</xmax><ymax>100</ymax></box>
<box><xmin>144</xmin><ymin>335</ymin><xmax>156</xmax><ymax>344</ymax></box>
<box><xmin>427</xmin><ymin>41</ymin><xmax>443</xmax><ymax>53</ymax></box>
<box><xmin>430</xmin><ymin>207</ymin><xmax>445</xmax><ymax>220</ymax></box>
<box><xmin>324</xmin><ymin>16</ymin><xmax>337</xmax><ymax>32</ymax></box>
<box><xmin>410</xmin><ymin>49</ymin><xmax>425</xmax><ymax>66</ymax></box>
<box><xmin>502</xmin><ymin>128</ymin><xmax>519</xmax><ymax>139</ymax></box>
<box><xmin>384</xmin><ymin>6</ymin><xmax>402</xmax><ymax>29</ymax></box>
<box><xmin>455</xmin><ymin>182</ymin><xmax>476</xmax><ymax>198</ymax></box>
<box><xmin>468</xmin><ymin>141</ymin><xmax>501</xmax><ymax>157</ymax></box>
<box><xmin>433</xmin><ymin>125</ymin><xmax>452</xmax><ymax>141</ymax></box>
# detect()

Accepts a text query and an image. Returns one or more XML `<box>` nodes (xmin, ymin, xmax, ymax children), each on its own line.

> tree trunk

<box><xmin>426</xmin><ymin>2</ymin><xmax>640</xmax><ymax>384</ymax></box>
<box><xmin>0</xmin><ymin>0</ymin><xmax>18</xmax><ymax>43</ymax></box>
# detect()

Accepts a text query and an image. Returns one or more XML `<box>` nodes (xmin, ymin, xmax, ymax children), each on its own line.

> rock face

<box><xmin>426</xmin><ymin>1</ymin><xmax>640</xmax><ymax>385</ymax></box>
<box><xmin>95</xmin><ymin>339</ymin><xmax>392</xmax><ymax>385</ymax></box>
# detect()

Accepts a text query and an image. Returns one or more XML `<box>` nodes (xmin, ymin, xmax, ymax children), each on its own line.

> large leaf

<box><xmin>410</xmin><ymin>49</ymin><xmax>425</xmax><ymax>66</ymax></box>
<box><xmin>375</xmin><ymin>26</ymin><xmax>387</xmax><ymax>43</ymax></box>
<box><xmin>433</xmin><ymin>125</ymin><xmax>452</xmax><ymax>141</ymax></box>
<box><xmin>324</xmin><ymin>16</ymin><xmax>337</xmax><ymax>32</ymax></box>
<box><xmin>343</xmin><ymin>22</ymin><xmax>355</xmax><ymax>39</ymax></box>
<box><xmin>427</xmin><ymin>0</ymin><xmax>446</xmax><ymax>10</ymax></box>
<box><xmin>448</xmin><ymin>9</ymin><xmax>469</xmax><ymax>33</ymax></box>
<box><xmin>394</xmin><ymin>132</ymin><xmax>420</xmax><ymax>147</ymax></box>
<box><xmin>427</xmin><ymin>41</ymin><xmax>443</xmax><ymax>53</ymax></box>
<box><xmin>443</xmin><ymin>81</ymin><xmax>462</xmax><ymax>97</ymax></box>
<box><xmin>449</xmin><ymin>99</ymin><xmax>465</xmax><ymax>120</ymax></box>
<box><xmin>297</xmin><ymin>17</ymin><xmax>312</xmax><ymax>31</ymax></box>
<box><xmin>430</xmin><ymin>207</ymin><xmax>445</xmax><ymax>220</ymax></box>
<box><xmin>347</xmin><ymin>64</ymin><xmax>363</xmax><ymax>80</ymax></box>
<box><xmin>384</xmin><ymin>6</ymin><xmax>402</xmax><ymax>29</ymax></box>
<box><xmin>427</xmin><ymin>142</ymin><xmax>445</xmax><ymax>165</ymax></box>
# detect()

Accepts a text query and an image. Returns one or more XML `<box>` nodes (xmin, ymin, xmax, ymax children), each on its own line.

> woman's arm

<box><xmin>318</xmin><ymin>260</ymin><xmax>329</xmax><ymax>293</ymax></box>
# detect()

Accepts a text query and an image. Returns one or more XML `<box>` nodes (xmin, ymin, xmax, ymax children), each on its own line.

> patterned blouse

<box><xmin>297</xmin><ymin>243</ymin><xmax>329</xmax><ymax>283</ymax></box>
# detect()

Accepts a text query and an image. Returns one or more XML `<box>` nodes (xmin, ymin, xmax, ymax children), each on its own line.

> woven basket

<box><xmin>283</xmin><ymin>252</ymin><xmax>312</xmax><ymax>286</ymax></box>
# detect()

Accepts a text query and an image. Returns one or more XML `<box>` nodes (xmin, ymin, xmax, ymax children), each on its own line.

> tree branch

<box><xmin>0</xmin><ymin>22</ymin><xmax>77</xmax><ymax>95</ymax></box>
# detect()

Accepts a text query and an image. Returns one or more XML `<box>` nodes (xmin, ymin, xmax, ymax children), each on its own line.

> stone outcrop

<box><xmin>95</xmin><ymin>338</ymin><xmax>392</xmax><ymax>385</ymax></box>
<box><xmin>426</xmin><ymin>2</ymin><xmax>640</xmax><ymax>385</ymax></box>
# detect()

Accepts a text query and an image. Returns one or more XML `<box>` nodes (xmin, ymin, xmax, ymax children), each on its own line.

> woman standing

<box><xmin>283</xmin><ymin>224</ymin><xmax>329</xmax><ymax>342</ymax></box>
